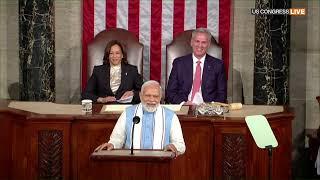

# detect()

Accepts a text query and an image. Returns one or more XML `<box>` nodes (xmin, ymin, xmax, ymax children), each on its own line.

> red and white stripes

<box><xmin>82</xmin><ymin>0</ymin><xmax>231</xmax><ymax>90</ymax></box>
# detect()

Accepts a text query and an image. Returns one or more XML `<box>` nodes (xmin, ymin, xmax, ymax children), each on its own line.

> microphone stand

<box><xmin>130</xmin><ymin>124</ymin><xmax>136</xmax><ymax>155</ymax></box>
<box><xmin>265</xmin><ymin>145</ymin><xmax>273</xmax><ymax>180</ymax></box>
<box><xmin>130</xmin><ymin>116</ymin><xmax>140</xmax><ymax>155</ymax></box>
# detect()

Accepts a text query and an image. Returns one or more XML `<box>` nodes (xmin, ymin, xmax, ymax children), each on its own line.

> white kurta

<box><xmin>108</xmin><ymin>105</ymin><xmax>186</xmax><ymax>154</ymax></box>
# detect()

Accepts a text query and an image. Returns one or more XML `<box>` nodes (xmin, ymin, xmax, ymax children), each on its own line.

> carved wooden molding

<box><xmin>38</xmin><ymin>130</ymin><xmax>63</xmax><ymax>180</ymax></box>
<box><xmin>222</xmin><ymin>134</ymin><xmax>246</xmax><ymax>178</ymax></box>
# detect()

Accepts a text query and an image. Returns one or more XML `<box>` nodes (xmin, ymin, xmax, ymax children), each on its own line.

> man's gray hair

<box><xmin>191</xmin><ymin>28</ymin><xmax>212</xmax><ymax>43</ymax></box>
<box><xmin>141</xmin><ymin>80</ymin><xmax>162</xmax><ymax>96</ymax></box>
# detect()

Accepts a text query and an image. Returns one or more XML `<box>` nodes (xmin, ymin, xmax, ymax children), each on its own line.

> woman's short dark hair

<box><xmin>103</xmin><ymin>40</ymin><xmax>128</xmax><ymax>65</ymax></box>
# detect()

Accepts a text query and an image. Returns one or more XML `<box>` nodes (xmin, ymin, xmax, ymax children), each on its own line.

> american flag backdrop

<box><xmin>82</xmin><ymin>0</ymin><xmax>231</xmax><ymax>90</ymax></box>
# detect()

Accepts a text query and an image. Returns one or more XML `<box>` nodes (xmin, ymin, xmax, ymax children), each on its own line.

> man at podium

<box><xmin>95</xmin><ymin>80</ymin><xmax>186</xmax><ymax>156</ymax></box>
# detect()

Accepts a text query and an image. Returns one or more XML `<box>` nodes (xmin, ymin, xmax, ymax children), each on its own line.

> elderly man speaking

<box><xmin>95</xmin><ymin>80</ymin><xmax>186</xmax><ymax>156</ymax></box>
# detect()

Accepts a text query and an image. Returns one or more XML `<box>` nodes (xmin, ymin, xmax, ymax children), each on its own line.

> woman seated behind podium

<box><xmin>82</xmin><ymin>40</ymin><xmax>143</xmax><ymax>104</ymax></box>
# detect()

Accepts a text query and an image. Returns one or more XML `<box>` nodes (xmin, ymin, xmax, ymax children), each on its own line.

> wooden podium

<box><xmin>0</xmin><ymin>101</ymin><xmax>294</xmax><ymax>180</ymax></box>
<box><xmin>89</xmin><ymin>150</ymin><xmax>175</xmax><ymax>180</ymax></box>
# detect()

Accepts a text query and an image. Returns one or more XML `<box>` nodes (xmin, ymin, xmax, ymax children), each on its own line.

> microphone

<box><xmin>133</xmin><ymin>116</ymin><xmax>140</xmax><ymax>124</ymax></box>
<box><xmin>131</xmin><ymin>116</ymin><xmax>140</xmax><ymax>155</ymax></box>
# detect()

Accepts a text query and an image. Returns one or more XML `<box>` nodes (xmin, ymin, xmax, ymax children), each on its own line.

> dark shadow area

<box><xmin>292</xmin><ymin>129</ymin><xmax>320</xmax><ymax>179</ymax></box>
<box><xmin>8</xmin><ymin>82</ymin><xmax>20</xmax><ymax>100</ymax></box>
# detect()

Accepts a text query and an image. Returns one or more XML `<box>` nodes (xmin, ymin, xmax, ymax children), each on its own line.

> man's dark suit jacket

<box><xmin>165</xmin><ymin>54</ymin><xmax>227</xmax><ymax>104</ymax></box>
<box><xmin>82</xmin><ymin>63</ymin><xmax>143</xmax><ymax>103</ymax></box>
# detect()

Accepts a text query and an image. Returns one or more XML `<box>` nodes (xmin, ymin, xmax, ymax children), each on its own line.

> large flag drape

<box><xmin>82</xmin><ymin>0</ymin><xmax>231</xmax><ymax>90</ymax></box>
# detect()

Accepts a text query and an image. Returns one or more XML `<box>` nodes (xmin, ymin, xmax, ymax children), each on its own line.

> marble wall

<box><xmin>253</xmin><ymin>0</ymin><xmax>290</xmax><ymax>105</ymax></box>
<box><xmin>19</xmin><ymin>0</ymin><xmax>55</xmax><ymax>101</ymax></box>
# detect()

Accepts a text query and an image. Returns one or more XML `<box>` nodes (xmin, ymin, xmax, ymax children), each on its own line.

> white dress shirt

<box><xmin>110</xmin><ymin>65</ymin><xmax>121</xmax><ymax>93</ymax></box>
<box><xmin>188</xmin><ymin>54</ymin><xmax>205</xmax><ymax>104</ymax></box>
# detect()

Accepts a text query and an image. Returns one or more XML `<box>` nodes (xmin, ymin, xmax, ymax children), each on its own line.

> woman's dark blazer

<box><xmin>82</xmin><ymin>63</ymin><xmax>143</xmax><ymax>104</ymax></box>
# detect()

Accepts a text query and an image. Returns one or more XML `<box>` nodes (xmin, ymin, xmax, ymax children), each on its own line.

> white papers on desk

<box><xmin>162</xmin><ymin>101</ymin><xmax>184</xmax><ymax>112</ymax></box>
<box><xmin>116</xmin><ymin>95</ymin><xmax>133</xmax><ymax>103</ymax></box>
<box><xmin>103</xmin><ymin>104</ymin><xmax>131</xmax><ymax>112</ymax></box>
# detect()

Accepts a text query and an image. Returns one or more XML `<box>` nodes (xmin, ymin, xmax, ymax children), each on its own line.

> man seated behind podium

<box><xmin>82</xmin><ymin>40</ymin><xmax>143</xmax><ymax>104</ymax></box>
<box><xmin>95</xmin><ymin>80</ymin><xmax>186</xmax><ymax>156</ymax></box>
<box><xmin>165</xmin><ymin>28</ymin><xmax>227</xmax><ymax>104</ymax></box>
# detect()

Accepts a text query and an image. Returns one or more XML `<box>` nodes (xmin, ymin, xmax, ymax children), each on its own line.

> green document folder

<box><xmin>245</xmin><ymin>115</ymin><xmax>278</xmax><ymax>149</ymax></box>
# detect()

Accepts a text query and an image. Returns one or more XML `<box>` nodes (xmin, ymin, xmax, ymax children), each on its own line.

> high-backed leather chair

<box><xmin>166</xmin><ymin>30</ymin><xmax>222</xmax><ymax>84</ymax></box>
<box><xmin>87</xmin><ymin>28</ymin><xmax>143</xmax><ymax>79</ymax></box>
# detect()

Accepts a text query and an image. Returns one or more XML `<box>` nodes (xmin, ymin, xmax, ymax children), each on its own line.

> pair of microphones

<box><xmin>130</xmin><ymin>116</ymin><xmax>140</xmax><ymax>155</ymax></box>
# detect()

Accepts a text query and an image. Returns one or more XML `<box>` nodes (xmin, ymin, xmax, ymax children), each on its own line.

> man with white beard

<box><xmin>94</xmin><ymin>80</ymin><xmax>186</xmax><ymax>156</ymax></box>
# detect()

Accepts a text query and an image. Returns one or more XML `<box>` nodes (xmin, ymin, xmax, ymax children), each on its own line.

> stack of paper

<box><xmin>116</xmin><ymin>96</ymin><xmax>133</xmax><ymax>104</ymax></box>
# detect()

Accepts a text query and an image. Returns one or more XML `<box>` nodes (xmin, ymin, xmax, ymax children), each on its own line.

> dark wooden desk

<box><xmin>0</xmin><ymin>101</ymin><xmax>294</xmax><ymax>180</ymax></box>
<box><xmin>89</xmin><ymin>150</ymin><xmax>175</xmax><ymax>180</ymax></box>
